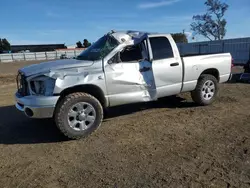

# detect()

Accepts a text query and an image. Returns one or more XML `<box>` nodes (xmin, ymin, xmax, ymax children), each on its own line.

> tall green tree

<box><xmin>76</xmin><ymin>41</ymin><xmax>83</xmax><ymax>48</ymax></box>
<box><xmin>83</xmin><ymin>39</ymin><xmax>91</xmax><ymax>48</ymax></box>
<box><xmin>190</xmin><ymin>0</ymin><xmax>229</xmax><ymax>41</ymax></box>
<box><xmin>0</xmin><ymin>38</ymin><xmax>2</xmax><ymax>52</ymax></box>
<box><xmin>171</xmin><ymin>33</ymin><xmax>188</xmax><ymax>43</ymax></box>
<box><xmin>0</xmin><ymin>38</ymin><xmax>11</xmax><ymax>52</ymax></box>
<box><xmin>1</xmin><ymin>38</ymin><xmax>11</xmax><ymax>51</ymax></box>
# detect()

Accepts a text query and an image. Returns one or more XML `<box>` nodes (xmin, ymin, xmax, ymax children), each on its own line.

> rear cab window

<box><xmin>149</xmin><ymin>37</ymin><xmax>174</xmax><ymax>60</ymax></box>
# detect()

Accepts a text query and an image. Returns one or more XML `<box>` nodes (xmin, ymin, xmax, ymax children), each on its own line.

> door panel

<box><xmin>104</xmin><ymin>35</ymin><xmax>159</xmax><ymax>107</ymax></box>
<box><xmin>149</xmin><ymin>36</ymin><xmax>183</xmax><ymax>98</ymax></box>
<box><xmin>137</xmin><ymin>60</ymin><xmax>157</xmax><ymax>100</ymax></box>
<box><xmin>105</xmin><ymin>62</ymin><xmax>141</xmax><ymax>95</ymax></box>
<box><xmin>152</xmin><ymin>58</ymin><xmax>182</xmax><ymax>98</ymax></box>
<box><xmin>104</xmin><ymin>60</ymin><xmax>157</xmax><ymax>107</ymax></box>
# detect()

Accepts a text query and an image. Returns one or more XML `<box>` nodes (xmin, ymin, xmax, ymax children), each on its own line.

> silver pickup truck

<box><xmin>15</xmin><ymin>30</ymin><xmax>232</xmax><ymax>139</ymax></box>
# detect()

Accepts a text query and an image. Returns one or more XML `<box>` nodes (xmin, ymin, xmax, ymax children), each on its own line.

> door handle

<box><xmin>170</xmin><ymin>62</ymin><xmax>179</xmax><ymax>67</ymax></box>
<box><xmin>139</xmin><ymin>67</ymin><xmax>151</xmax><ymax>72</ymax></box>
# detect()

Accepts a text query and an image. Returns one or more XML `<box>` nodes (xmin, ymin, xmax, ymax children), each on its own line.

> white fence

<box><xmin>0</xmin><ymin>49</ymin><xmax>84</xmax><ymax>63</ymax></box>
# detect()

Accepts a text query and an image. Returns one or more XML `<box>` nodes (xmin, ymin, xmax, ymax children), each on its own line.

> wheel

<box><xmin>191</xmin><ymin>74</ymin><xmax>218</xmax><ymax>106</ymax></box>
<box><xmin>54</xmin><ymin>92</ymin><xmax>103</xmax><ymax>139</ymax></box>
<box><xmin>244</xmin><ymin>68</ymin><xmax>250</xmax><ymax>73</ymax></box>
<box><xmin>244</xmin><ymin>61</ymin><xmax>250</xmax><ymax>73</ymax></box>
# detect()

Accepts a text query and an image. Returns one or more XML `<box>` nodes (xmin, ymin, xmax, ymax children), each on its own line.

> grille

<box><xmin>16</xmin><ymin>72</ymin><xmax>29</xmax><ymax>96</ymax></box>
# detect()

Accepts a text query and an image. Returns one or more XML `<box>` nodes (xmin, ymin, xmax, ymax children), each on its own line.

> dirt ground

<box><xmin>0</xmin><ymin>61</ymin><xmax>249</xmax><ymax>188</ymax></box>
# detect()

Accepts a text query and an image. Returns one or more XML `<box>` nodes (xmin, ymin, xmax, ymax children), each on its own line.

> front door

<box><xmin>104</xmin><ymin>43</ymin><xmax>157</xmax><ymax>107</ymax></box>
<box><xmin>148</xmin><ymin>35</ymin><xmax>183</xmax><ymax>98</ymax></box>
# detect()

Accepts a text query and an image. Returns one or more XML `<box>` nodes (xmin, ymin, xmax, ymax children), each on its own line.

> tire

<box><xmin>244</xmin><ymin>68</ymin><xmax>250</xmax><ymax>73</ymax></box>
<box><xmin>244</xmin><ymin>61</ymin><xmax>250</xmax><ymax>73</ymax></box>
<box><xmin>54</xmin><ymin>92</ymin><xmax>103</xmax><ymax>140</ymax></box>
<box><xmin>191</xmin><ymin>74</ymin><xmax>218</xmax><ymax>106</ymax></box>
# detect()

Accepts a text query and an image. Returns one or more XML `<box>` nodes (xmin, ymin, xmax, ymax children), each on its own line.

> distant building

<box><xmin>56</xmin><ymin>44</ymin><xmax>85</xmax><ymax>52</ymax></box>
<box><xmin>11</xmin><ymin>44</ymin><xmax>67</xmax><ymax>53</ymax></box>
<box><xmin>66</xmin><ymin>44</ymin><xmax>77</xmax><ymax>49</ymax></box>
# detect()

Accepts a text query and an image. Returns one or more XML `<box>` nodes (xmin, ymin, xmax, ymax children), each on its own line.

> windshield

<box><xmin>76</xmin><ymin>34</ymin><xmax>120</xmax><ymax>61</ymax></box>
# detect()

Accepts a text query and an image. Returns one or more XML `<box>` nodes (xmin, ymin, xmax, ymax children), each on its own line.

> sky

<box><xmin>0</xmin><ymin>0</ymin><xmax>249</xmax><ymax>46</ymax></box>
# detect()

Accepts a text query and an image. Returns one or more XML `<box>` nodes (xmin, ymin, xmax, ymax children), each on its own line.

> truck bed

<box><xmin>181</xmin><ymin>52</ymin><xmax>224</xmax><ymax>57</ymax></box>
<box><xmin>180</xmin><ymin>53</ymin><xmax>232</xmax><ymax>93</ymax></box>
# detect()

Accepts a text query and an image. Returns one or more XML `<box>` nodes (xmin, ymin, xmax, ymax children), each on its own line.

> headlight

<box><xmin>30</xmin><ymin>76</ymin><xmax>56</xmax><ymax>96</ymax></box>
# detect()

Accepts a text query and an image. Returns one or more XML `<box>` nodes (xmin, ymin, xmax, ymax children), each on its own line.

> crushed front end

<box><xmin>15</xmin><ymin>71</ymin><xmax>60</xmax><ymax>118</ymax></box>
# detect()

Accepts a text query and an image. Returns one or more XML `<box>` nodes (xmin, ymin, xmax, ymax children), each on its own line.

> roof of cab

<box><xmin>110</xmin><ymin>30</ymin><xmax>159</xmax><ymax>44</ymax></box>
<box><xmin>109</xmin><ymin>30</ymin><xmax>171</xmax><ymax>45</ymax></box>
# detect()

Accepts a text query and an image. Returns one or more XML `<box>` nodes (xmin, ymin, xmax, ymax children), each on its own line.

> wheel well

<box><xmin>58</xmin><ymin>85</ymin><xmax>107</xmax><ymax>108</ymax></box>
<box><xmin>200</xmin><ymin>68</ymin><xmax>219</xmax><ymax>81</ymax></box>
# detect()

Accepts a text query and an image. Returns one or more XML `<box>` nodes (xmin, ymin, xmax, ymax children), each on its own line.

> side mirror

<box><xmin>107</xmin><ymin>58</ymin><xmax>113</xmax><ymax>64</ymax></box>
<box><xmin>108</xmin><ymin>53</ymin><xmax>122</xmax><ymax>64</ymax></box>
<box><xmin>116</xmin><ymin>52</ymin><xmax>122</xmax><ymax>63</ymax></box>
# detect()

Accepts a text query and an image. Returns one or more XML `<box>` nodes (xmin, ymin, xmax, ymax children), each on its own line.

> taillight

<box><xmin>231</xmin><ymin>58</ymin><xmax>234</xmax><ymax>69</ymax></box>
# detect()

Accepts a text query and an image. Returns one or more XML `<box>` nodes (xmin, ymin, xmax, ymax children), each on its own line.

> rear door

<box><xmin>148</xmin><ymin>35</ymin><xmax>183</xmax><ymax>98</ymax></box>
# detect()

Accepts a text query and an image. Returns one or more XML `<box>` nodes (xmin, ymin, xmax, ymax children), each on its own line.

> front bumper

<box><xmin>15</xmin><ymin>92</ymin><xmax>60</xmax><ymax>118</ymax></box>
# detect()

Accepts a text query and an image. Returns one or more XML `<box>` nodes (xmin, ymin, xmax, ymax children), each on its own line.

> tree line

<box><xmin>76</xmin><ymin>39</ymin><xmax>91</xmax><ymax>48</ymax></box>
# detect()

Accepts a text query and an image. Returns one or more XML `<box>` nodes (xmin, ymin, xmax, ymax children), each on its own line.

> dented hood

<box><xmin>19</xmin><ymin>59</ymin><xmax>94</xmax><ymax>76</ymax></box>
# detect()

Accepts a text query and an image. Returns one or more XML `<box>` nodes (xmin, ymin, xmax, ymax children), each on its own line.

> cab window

<box><xmin>120</xmin><ymin>45</ymin><xmax>142</xmax><ymax>62</ymax></box>
<box><xmin>149</xmin><ymin>37</ymin><xmax>174</xmax><ymax>60</ymax></box>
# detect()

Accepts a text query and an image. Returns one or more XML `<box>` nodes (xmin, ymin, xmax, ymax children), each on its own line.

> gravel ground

<box><xmin>0</xmin><ymin>61</ymin><xmax>249</xmax><ymax>188</ymax></box>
